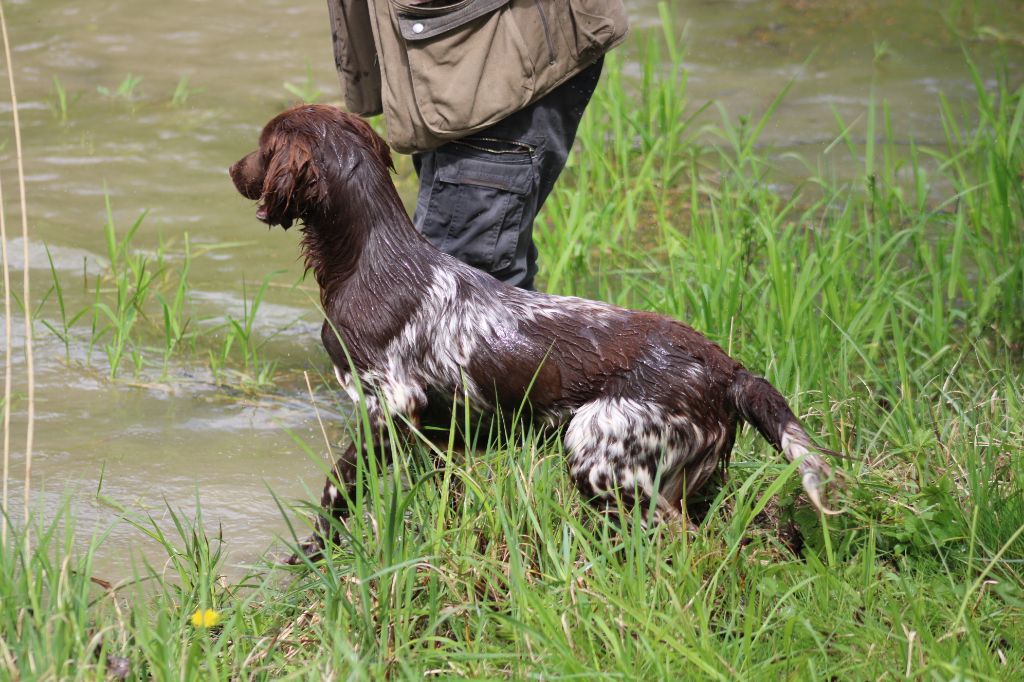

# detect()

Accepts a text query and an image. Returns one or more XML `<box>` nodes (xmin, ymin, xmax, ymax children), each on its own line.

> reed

<box><xmin>0</xmin><ymin>0</ymin><xmax>34</xmax><ymax>546</ymax></box>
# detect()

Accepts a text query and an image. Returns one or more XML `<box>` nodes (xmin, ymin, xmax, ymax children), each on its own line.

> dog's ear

<box><xmin>343</xmin><ymin>115</ymin><xmax>395</xmax><ymax>173</ymax></box>
<box><xmin>259</xmin><ymin>132</ymin><xmax>324</xmax><ymax>229</ymax></box>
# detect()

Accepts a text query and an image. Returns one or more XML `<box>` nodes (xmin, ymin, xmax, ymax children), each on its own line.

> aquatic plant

<box><xmin>38</xmin><ymin>195</ymin><xmax>289</xmax><ymax>387</ymax></box>
<box><xmin>170</xmin><ymin>75</ymin><xmax>202</xmax><ymax>108</ymax></box>
<box><xmin>96</xmin><ymin>73</ymin><xmax>143</xmax><ymax>101</ymax></box>
<box><xmin>283</xmin><ymin>63</ymin><xmax>324</xmax><ymax>104</ymax></box>
<box><xmin>48</xmin><ymin>75</ymin><xmax>80</xmax><ymax>124</ymax></box>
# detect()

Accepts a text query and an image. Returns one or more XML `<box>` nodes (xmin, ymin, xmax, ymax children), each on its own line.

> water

<box><xmin>2</xmin><ymin>0</ymin><xmax>1021</xmax><ymax>576</ymax></box>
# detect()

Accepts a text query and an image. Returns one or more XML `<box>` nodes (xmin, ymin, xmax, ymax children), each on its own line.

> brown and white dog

<box><xmin>229</xmin><ymin>105</ymin><xmax>836</xmax><ymax>561</ymax></box>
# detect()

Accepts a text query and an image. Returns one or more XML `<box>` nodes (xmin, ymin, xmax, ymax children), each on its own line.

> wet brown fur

<box><xmin>229</xmin><ymin>105</ymin><xmax>834</xmax><ymax>562</ymax></box>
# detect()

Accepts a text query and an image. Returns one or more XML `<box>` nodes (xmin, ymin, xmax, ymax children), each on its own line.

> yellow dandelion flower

<box><xmin>190</xmin><ymin>608</ymin><xmax>221</xmax><ymax>628</ymax></box>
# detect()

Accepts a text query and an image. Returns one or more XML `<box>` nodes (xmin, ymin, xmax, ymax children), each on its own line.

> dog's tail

<box><xmin>728</xmin><ymin>369</ymin><xmax>838</xmax><ymax>514</ymax></box>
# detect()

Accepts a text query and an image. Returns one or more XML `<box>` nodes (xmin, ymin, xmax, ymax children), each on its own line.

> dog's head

<box><xmin>229</xmin><ymin>105</ymin><xmax>394</xmax><ymax>229</ymax></box>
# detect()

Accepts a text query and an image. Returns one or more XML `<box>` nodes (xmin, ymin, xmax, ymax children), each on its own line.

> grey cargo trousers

<box><xmin>411</xmin><ymin>59</ymin><xmax>604</xmax><ymax>291</ymax></box>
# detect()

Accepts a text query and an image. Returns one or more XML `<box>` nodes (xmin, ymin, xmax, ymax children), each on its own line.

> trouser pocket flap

<box><xmin>436</xmin><ymin>153</ymin><xmax>533</xmax><ymax>194</ymax></box>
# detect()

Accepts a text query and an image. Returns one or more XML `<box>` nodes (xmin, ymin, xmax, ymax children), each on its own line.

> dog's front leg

<box><xmin>287</xmin><ymin>441</ymin><xmax>369</xmax><ymax>564</ymax></box>
<box><xmin>287</xmin><ymin>415</ymin><xmax>421</xmax><ymax>564</ymax></box>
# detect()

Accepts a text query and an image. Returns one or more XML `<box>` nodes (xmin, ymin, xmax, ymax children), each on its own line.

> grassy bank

<box><xmin>3</xmin><ymin>22</ymin><xmax>1024</xmax><ymax>682</ymax></box>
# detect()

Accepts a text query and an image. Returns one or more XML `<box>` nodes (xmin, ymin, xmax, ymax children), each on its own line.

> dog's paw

<box><xmin>281</xmin><ymin>533</ymin><xmax>328</xmax><ymax>566</ymax></box>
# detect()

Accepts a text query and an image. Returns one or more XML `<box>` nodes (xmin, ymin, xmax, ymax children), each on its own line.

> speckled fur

<box><xmin>229</xmin><ymin>105</ymin><xmax>836</xmax><ymax>561</ymax></box>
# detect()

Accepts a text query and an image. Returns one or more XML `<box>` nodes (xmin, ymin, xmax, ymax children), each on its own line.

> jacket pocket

<box><xmin>393</xmin><ymin>0</ymin><xmax>536</xmax><ymax>138</ymax></box>
<box><xmin>565</xmin><ymin>0</ymin><xmax>628</xmax><ymax>63</ymax></box>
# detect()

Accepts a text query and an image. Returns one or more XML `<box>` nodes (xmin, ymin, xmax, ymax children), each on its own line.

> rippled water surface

<box><xmin>2</xmin><ymin>0</ymin><xmax>1021</xmax><ymax>574</ymax></box>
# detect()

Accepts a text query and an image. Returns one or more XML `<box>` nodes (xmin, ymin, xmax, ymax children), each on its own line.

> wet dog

<box><xmin>230</xmin><ymin>104</ymin><xmax>837</xmax><ymax>561</ymax></box>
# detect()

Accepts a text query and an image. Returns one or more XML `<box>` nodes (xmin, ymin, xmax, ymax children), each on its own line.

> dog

<box><xmin>229</xmin><ymin>104</ymin><xmax>837</xmax><ymax>561</ymax></box>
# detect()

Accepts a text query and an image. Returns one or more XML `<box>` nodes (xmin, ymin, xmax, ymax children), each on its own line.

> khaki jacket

<box><xmin>326</xmin><ymin>0</ymin><xmax>629</xmax><ymax>153</ymax></box>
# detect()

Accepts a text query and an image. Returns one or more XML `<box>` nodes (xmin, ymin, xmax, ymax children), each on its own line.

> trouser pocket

<box><xmin>417</xmin><ymin>143</ymin><xmax>537</xmax><ymax>277</ymax></box>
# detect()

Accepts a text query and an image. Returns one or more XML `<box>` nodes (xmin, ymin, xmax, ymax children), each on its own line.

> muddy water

<box><xmin>2</xmin><ymin>1</ymin><xmax>1021</xmax><ymax>576</ymax></box>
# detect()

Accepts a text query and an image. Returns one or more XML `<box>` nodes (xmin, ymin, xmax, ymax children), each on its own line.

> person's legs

<box><xmin>412</xmin><ymin>59</ymin><xmax>604</xmax><ymax>290</ymax></box>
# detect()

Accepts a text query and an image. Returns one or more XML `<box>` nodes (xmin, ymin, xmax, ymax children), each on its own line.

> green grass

<box><xmin>4</xmin><ymin>14</ymin><xmax>1024</xmax><ymax>681</ymax></box>
<box><xmin>36</xmin><ymin>193</ymin><xmax>296</xmax><ymax>388</ymax></box>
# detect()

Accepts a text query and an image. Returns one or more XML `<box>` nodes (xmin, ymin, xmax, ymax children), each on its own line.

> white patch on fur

<box><xmin>781</xmin><ymin>421</ymin><xmax>833</xmax><ymax>512</ymax></box>
<box><xmin>682</xmin><ymin>363</ymin><xmax>705</xmax><ymax>382</ymax></box>
<box><xmin>509</xmin><ymin>290</ymin><xmax>621</xmax><ymax>325</ymax></box>
<box><xmin>565</xmin><ymin>397</ymin><xmax>662</xmax><ymax>464</ymax></box>
<box><xmin>333</xmin><ymin>365</ymin><xmax>361</xmax><ymax>404</ymax></box>
<box><xmin>343</xmin><ymin>267</ymin><xmax>642</xmax><ymax>427</ymax></box>
<box><xmin>781</xmin><ymin>422</ymin><xmax>810</xmax><ymax>461</ymax></box>
<box><xmin>619</xmin><ymin>467</ymin><xmax>654</xmax><ymax>496</ymax></box>
<box><xmin>685</xmin><ymin>452</ymin><xmax>720</xmax><ymax>494</ymax></box>
<box><xmin>412</xmin><ymin>269</ymin><xmax>520</xmax><ymax>407</ymax></box>
<box><xmin>504</xmin><ymin>290</ymin><xmax>627</xmax><ymax>356</ymax></box>
<box><xmin>565</xmin><ymin>395</ymin><xmax>732</xmax><ymax>506</ymax></box>
<box><xmin>380</xmin><ymin>365</ymin><xmax>426</xmax><ymax>417</ymax></box>
<box><xmin>355</xmin><ymin>268</ymin><xmax>529</xmax><ymax>420</ymax></box>
<box><xmin>333</xmin><ymin>363</ymin><xmax>386</xmax><ymax>425</ymax></box>
<box><xmin>587</xmin><ymin>460</ymin><xmax>613</xmax><ymax>492</ymax></box>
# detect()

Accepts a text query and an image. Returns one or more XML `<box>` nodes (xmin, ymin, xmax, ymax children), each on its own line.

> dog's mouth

<box><xmin>255</xmin><ymin>204</ymin><xmax>292</xmax><ymax>230</ymax></box>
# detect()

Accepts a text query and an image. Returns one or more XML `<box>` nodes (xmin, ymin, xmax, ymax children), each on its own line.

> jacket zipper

<box><xmin>533</xmin><ymin>0</ymin><xmax>557</xmax><ymax>65</ymax></box>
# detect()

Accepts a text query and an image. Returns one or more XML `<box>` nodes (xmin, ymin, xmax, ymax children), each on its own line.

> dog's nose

<box><xmin>229</xmin><ymin>153</ymin><xmax>263</xmax><ymax>200</ymax></box>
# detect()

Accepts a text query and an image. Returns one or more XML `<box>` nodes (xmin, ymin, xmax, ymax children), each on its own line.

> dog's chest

<box><xmin>329</xmin><ymin>285</ymin><xmax>517</xmax><ymax>414</ymax></box>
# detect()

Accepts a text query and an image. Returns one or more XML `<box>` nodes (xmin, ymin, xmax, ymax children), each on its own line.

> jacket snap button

<box><xmin>412</xmin><ymin>22</ymin><xmax>424</xmax><ymax>34</ymax></box>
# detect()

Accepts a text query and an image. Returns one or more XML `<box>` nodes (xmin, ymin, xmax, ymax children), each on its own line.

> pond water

<box><xmin>1</xmin><ymin>0</ymin><xmax>1021</xmax><ymax>577</ymax></box>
